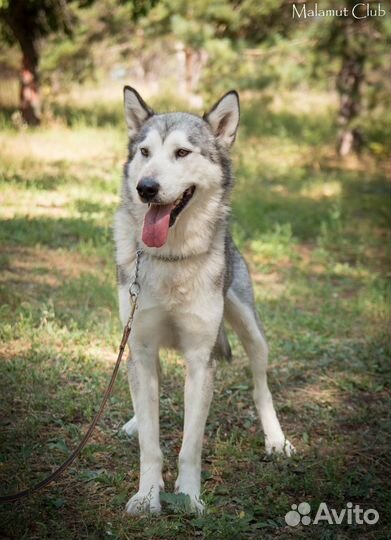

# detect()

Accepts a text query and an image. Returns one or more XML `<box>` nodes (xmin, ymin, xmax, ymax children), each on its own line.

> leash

<box><xmin>0</xmin><ymin>249</ymin><xmax>143</xmax><ymax>503</ymax></box>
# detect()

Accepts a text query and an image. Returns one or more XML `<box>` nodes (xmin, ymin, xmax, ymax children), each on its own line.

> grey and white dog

<box><xmin>114</xmin><ymin>87</ymin><xmax>294</xmax><ymax>515</ymax></box>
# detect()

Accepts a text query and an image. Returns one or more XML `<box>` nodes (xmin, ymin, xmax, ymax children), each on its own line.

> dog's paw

<box><xmin>266</xmin><ymin>438</ymin><xmax>295</xmax><ymax>457</ymax></box>
<box><xmin>187</xmin><ymin>494</ymin><xmax>205</xmax><ymax>514</ymax></box>
<box><xmin>173</xmin><ymin>491</ymin><xmax>205</xmax><ymax>514</ymax></box>
<box><xmin>121</xmin><ymin>416</ymin><xmax>138</xmax><ymax>437</ymax></box>
<box><xmin>174</xmin><ymin>480</ymin><xmax>205</xmax><ymax>514</ymax></box>
<box><xmin>125</xmin><ymin>490</ymin><xmax>161</xmax><ymax>515</ymax></box>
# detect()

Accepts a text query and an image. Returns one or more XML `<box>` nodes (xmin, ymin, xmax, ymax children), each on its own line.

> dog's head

<box><xmin>123</xmin><ymin>87</ymin><xmax>240</xmax><ymax>250</ymax></box>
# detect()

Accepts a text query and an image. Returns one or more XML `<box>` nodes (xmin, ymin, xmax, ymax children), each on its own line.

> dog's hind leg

<box><xmin>224</xmin><ymin>252</ymin><xmax>294</xmax><ymax>456</ymax></box>
<box><xmin>122</xmin><ymin>415</ymin><xmax>138</xmax><ymax>437</ymax></box>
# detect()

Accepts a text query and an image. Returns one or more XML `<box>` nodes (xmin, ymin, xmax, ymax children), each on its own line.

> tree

<box><xmin>137</xmin><ymin>0</ymin><xmax>387</xmax><ymax>155</ymax></box>
<box><xmin>311</xmin><ymin>0</ymin><xmax>388</xmax><ymax>155</ymax></box>
<box><xmin>136</xmin><ymin>0</ymin><xmax>290</xmax><ymax>94</ymax></box>
<box><xmin>0</xmin><ymin>0</ymin><xmax>73</xmax><ymax>125</ymax></box>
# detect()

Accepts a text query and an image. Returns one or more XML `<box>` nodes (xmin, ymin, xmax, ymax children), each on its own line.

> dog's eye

<box><xmin>140</xmin><ymin>147</ymin><xmax>149</xmax><ymax>157</ymax></box>
<box><xmin>175</xmin><ymin>148</ymin><xmax>191</xmax><ymax>158</ymax></box>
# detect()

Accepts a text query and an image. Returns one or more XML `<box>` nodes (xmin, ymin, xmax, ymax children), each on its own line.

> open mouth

<box><xmin>168</xmin><ymin>185</ymin><xmax>196</xmax><ymax>227</ymax></box>
<box><xmin>142</xmin><ymin>186</ymin><xmax>196</xmax><ymax>248</ymax></box>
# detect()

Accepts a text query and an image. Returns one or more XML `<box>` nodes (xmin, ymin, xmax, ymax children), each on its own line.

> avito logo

<box><xmin>285</xmin><ymin>502</ymin><xmax>379</xmax><ymax>526</ymax></box>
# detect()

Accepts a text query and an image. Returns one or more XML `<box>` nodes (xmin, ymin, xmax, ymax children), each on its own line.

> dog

<box><xmin>114</xmin><ymin>86</ymin><xmax>294</xmax><ymax>515</ymax></box>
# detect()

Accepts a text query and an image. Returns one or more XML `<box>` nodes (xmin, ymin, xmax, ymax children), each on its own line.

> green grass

<box><xmin>0</xmin><ymin>90</ymin><xmax>390</xmax><ymax>539</ymax></box>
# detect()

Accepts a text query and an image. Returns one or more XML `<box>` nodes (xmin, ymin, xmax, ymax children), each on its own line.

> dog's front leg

<box><xmin>175</xmin><ymin>346</ymin><xmax>216</xmax><ymax>514</ymax></box>
<box><xmin>125</xmin><ymin>344</ymin><xmax>163</xmax><ymax>515</ymax></box>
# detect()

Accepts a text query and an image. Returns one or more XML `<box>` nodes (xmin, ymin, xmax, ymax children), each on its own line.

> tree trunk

<box><xmin>19</xmin><ymin>40</ymin><xmax>41</xmax><ymax>126</ymax></box>
<box><xmin>184</xmin><ymin>46</ymin><xmax>194</xmax><ymax>94</ymax></box>
<box><xmin>336</xmin><ymin>3</ymin><xmax>366</xmax><ymax>156</ymax></box>
<box><xmin>336</xmin><ymin>54</ymin><xmax>365</xmax><ymax>156</ymax></box>
<box><xmin>2</xmin><ymin>0</ymin><xmax>42</xmax><ymax>126</ymax></box>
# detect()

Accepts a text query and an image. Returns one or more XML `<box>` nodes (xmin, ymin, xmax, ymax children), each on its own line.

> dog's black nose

<box><xmin>136</xmin><ymin>177</ymin><xmax>160</xmax><ymax>202</ymax></box>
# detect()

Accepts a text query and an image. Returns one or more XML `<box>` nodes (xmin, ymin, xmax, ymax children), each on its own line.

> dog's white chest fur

<box><xmin>118</xmin><ymin>245</ymin><xmax>225</xmax><ymax>353</ymax></box>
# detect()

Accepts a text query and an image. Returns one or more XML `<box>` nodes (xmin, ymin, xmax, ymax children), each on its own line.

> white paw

<box><xmin>175</xmin><ymin>479</ymin><xmax>205</xmax><ymax>514</ymax></box>
<box><xmin>174</xmin><ymin>491</ymin><xmax>205</xmax><ymax>514</ymax></box>
<box><xmin>266</xmin><ymin>438</ymin><xmax>295</xmax><ymax>457</ymax></box>
<box><xmin>187</xmin><ymin>494</ymin><xmax>205</xmax><ymax>514</ymax></box>
<box><xmin>125</xmin><ymin>489</ymin><xmax>161</xmax><ymax>515</ymax></box>
<box><xmin>121</xmin><ymin>416</ymin><xmax>138</xmax><ymax>437</ymax></box>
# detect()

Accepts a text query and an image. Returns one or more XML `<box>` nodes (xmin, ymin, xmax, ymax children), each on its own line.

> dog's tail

<box><xmin>213</xmin><ymin>325</ymin><xmax>232</xmax><ymax>362</ymax></box>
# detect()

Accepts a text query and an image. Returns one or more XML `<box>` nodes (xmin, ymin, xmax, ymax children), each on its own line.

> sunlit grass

<box><xmin>0</xmin><ymin>89</ymin><xmax>389</xmax><ymax>539</ymax></box>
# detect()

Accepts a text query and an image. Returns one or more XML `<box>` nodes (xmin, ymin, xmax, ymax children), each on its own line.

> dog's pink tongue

<box><xmin>142</xmin><ymin>204</ymin><xmax>174</xmax><ymax>248</ymax></box>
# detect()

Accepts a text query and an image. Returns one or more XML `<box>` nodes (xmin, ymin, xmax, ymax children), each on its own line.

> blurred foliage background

<box><xmin>0</xmin><ymin>0</ymin><xmax>389</xmax><ymax>155</ymax></box>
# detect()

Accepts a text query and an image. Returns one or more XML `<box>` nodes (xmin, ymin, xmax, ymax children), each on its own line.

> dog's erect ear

<box><xmin>203</xmin><ymin>90</ymin><xmax>240</xmax><ymax>147</ymax></box>
<box><xmin>123</xmin><ymin>86</ymin><xmax>154</xmax><ymax>138</ymax></box>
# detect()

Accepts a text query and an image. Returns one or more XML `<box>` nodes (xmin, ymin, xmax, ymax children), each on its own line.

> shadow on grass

<box><xmin>50</xmin><ymin>102</ymin><xmax>123</xmax><ymax>128</ymax></box>
<box><xmin>2</xmin><ymin>167</ymin><xmax>71</xmax><ymax>190</ymax></box>
<box><xmin>0</xmin><ymin>346</ymin><xmax>139</xmax><ymax>538</ymax></box>
<box><xmin>0</xmin><ymin>216</ymin><xmax>111</xmax><ymax>249</ymax></box>
<box><xmin>0</xmin><ymin>105</ymin><xmax>16</xmax><ymax>129</ymax></box>
<box><xmin>233</xmin><ymin>186</ymin><xmax>334</xmax><ymax>242</ymax></box>
<box><xmin>0</xmin><ymin>323</ymin><xmax>388</xmax><ymax>539</ymax></box>
<box><xmin>240</xmin><ymin>98</ymin><xmax>336</xmax><ymax>146</ymax></box>
<box><xmin>233</xmin><ymin>166</ymin><xmax>389</xmax><ymax>243</ymax></box>
<box><xmin>204</xmin><ymin>329</ymin><xmax>390</xmax><ymax>529</ymax></box>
